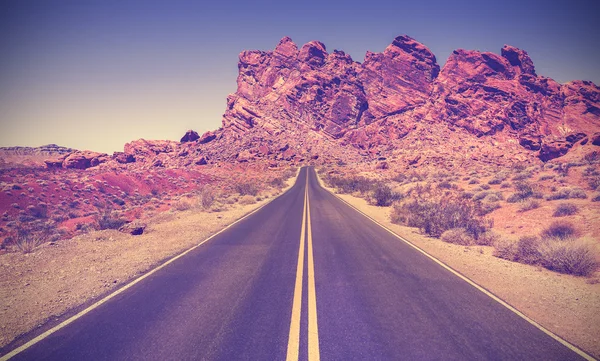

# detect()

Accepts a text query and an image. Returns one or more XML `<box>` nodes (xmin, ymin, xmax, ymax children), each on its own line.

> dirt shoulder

<box><xmin>0</xmin><ymin>173</ymin><xmax>298</xmax><ymax>350</ymax></box>
<box><xmin>317</xmin><ymin>176</ymin><xmax>600</xmax><ymax>359</ymax></box>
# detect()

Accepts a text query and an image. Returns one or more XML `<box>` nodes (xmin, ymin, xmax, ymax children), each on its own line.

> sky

<box><xmin>1</xmin><ymin>0</ymin><xmax>599</xmax><ymax>154</ymax></box>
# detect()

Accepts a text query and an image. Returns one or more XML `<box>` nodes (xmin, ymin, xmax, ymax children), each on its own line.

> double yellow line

<box><xmin>286</xmin><ymin>173</ymin><xmax>320</xmax><ymax>361</ymax></box>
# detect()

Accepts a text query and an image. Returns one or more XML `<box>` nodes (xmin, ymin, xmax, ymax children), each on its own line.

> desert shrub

<box><xmin>372</xmin><ymin>184</ymin><xmax>402</xmax><ymax>207</ymax></box>
<box><xmin>473</xmin><ymin>191</ymin><xmax>489</xmax><ymax>202</ymax></box>
<box><xmin>583</xmin><ymin>151</ymin><xmax>600</xmax><ymax>164</ymax></box>
<box><xmin>98</xmin><ymin>211</ymin><xmax>126</xmax><ymax>230</ymax></box>
<box><xmin>13</xmin><ymin>222</ymin><xmax>55</xmax><ymax>253</ymax></box>
<box><xmin>476</xmin><ymin>231</ymin><xmax>499</xmax><ymax>246</ymax></box>
<box><xmin>468</xmin><ymin>179</ymin><xmax>480</xmax><ymax>185</ymax></box>
<box><xmin>591</xmin><ymin>193</ymin><xmax>600</xmax><ymax>202</ymax></box>
<box><xmin>538</xmin><ymin>175</ymin><xmax>554</xmax><ymax>181</ymax></box>
<box><xmin>511</xmin><ymin>162</ymin><xmax>527</xmax><ymax>172</ymax></box>
<box><xmin>392</xmin><ymin>173</ymin><xmax>407</xmax><ymax>183</ymax></box>
<box><xmin>112</xmin><ymin>197</ymin><xmax>125</xmax><ymax>206</ymax></box>
<box><xmin>480</xmin><ymin>184</ymin><xmax>491</xmax><ymax>190</ymax></box>
<box><xmin>552</xmin><ymin>203</ymin><xmax>578</xmax><ymax>217</ymax></box>
<box><xmin>518</xmin><ymin>199</ymin><xmax>540</xmax><ymax>212</ymax></box>
<box><xmin>542</xmin><ymin>220</ymin><xmax>577</xmax><ymax>240</ymax></box>
<box><xmin>569</xmin><ymin>188</ymin><xmax>587</xmax><ymax>199</ymax></box>
<box><xmin>514</xmin><ymin>181</ymin><xmax>534</xmax><ymax>198</ymax></box>
<box><xmin>239</xmin><ymin>195</ymin><xmax>256</xmax><ymax>205</ymax></box>
<box><xmin>27</xmin><ymin>203</ymin><xmax>48</xmax><ymax>218</ymax></box>
<box><xmin>437</xmin><ymin>181</ymin><xmax>453</xmax><ymax>189</ymax></box>
<box><xmin>588</xmin><ymin>177</ymin><xmax>600</xmax><ymax>191</ymax></box>
<box><xmin>236</xmin><ymin>181</ymin><xmax>259</xmax><ymax>196</ymax></box>
<box><xmin>477</xmin><ymin>202</ymin><xmax>501</xmax><ymax>216</ymax></box>
<box><xmin>174</xmin><ymin>199</ymin><xmax>192</xmax><ymax>211</ymax></box>
<box><xmin>512</xmin><ymin>172</ymin><xmax>532</xmax><ymax>181</ymax></box>
<box><xmin>553</xmin><ymin>163</ymin><xmax>571</xmax><ymax>176</ymax></box>
<box><xmin>545</xmin><ymin>188</ymin><xmax>570</xmax><ymax>200</ymax></box>
<box><xmin>546</xmin><ymin>187</ymin><xmax>587</xmax><ymax>200</ymax></box>
<box><xmin>485</xmin><ymin>193</ymin><xmax>503</xmax><ymax>202</ymax></box>
<box><xmin>493</xmin><ymin>238</ymin><xmax>517</xmax><ymax>260</ymax></box>
<box><xmin>507</xmin><ymin>181</ymin><xmax>535</xmax><ymax>203</ymax></box>
<box><xmin>500</xmin><ymin>182</ymin><xmax>511</xmax><ymax>189</ymax></box>
<box><xmin>269</xmin><ymin>177</ymin><xmax>285</xmax><ymax>188</ymax></box>
<box><xmin>460</xmin><ymin>192</ymin><xmax>473</xmax><ymax>200</ymax></box>
<box><xmin>328</xmin><ymin>175</ymin><xmax>374</xmax><ymax>194</ymax></box>
<box><xmin>391</xmin><ymin>188</ymin><xmax>490</xmax><ymax>239</ymax></box>
<box><xmin>539</xmin><ymin>240</ymin><xmax>598</xmax><ymax>276</ymax></box>
<box><xmin>514</xmin><ymin>236</ymin><xmax>542</xmax><ymax>264</ymax></box>
<box><xmin>441</xmin><ymin>228</ymin><xmax>473</xmax><ymax>245</ymax></box>
<box><xmin>506</xmin><ymin>193</ymin><xmax>522</xmax><ymax>203</ymax></box>
<box><xmin>200</xmin><ymin>186</ymin><xmax>216</xmax><ymax>210</ymax></box>
<box><xmin>488</xmin><ymin>177</ymin><xmax>502</xmax><ymax>185</ymax></box>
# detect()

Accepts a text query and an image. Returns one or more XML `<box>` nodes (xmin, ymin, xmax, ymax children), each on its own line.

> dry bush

<box><xmin>477</xmin><ymin>201</ymin><xmax>501</xmax><ymax>216</ymax></box>
<box><xmin>200</xmin><ymin>186</ymin><xmax>216</xmax><ymax>210</ymax></box>
<box><xmin>514</xmin><ymin>236</ymin><xmax>543</xmax><ymax>264</ymax></box>
<box><xmin>326</xmin><ymin>175</ymin><xmax>375</xmax><ymax>194</ymax></box>
<box><xmin>552</xmin><ymin>203</ymin><xmax>578</xmax><ymax>217</ymax></box>
<box><xmin>98</xmin><ymin>211</ymin><xmax>126</xmax><ymax>230</ymax></box>
<box><xmin>269</xmin><ymin>177</ymin><xmax>285</xmax><ymax>188</ymax></box>
<box><xmin>507</xmin><ymin>181</ymin><xmax>535</xmax><ymax>203</ymax></box>
<box><xmin>476</xmin><ymin>231</ymin><xmax>499</xmax><ymax>246</ymax></box>
<box><xmin>174</xmin><ymin>199</ymin><xmax>192</xmax><ymax>211</ymax></box>
<box><xmin>239</xmin><ymin>195</ymin><xmax>256</xmax><ymax>205</ymax></box>
<box><xmin>13</xmin><ymin>222</ymin><xmax>55</xmax><ymax>253</ymax></box>
<box><xmin>583</xmin><ymin>150</ymin><xmax>600</xmax><ymax>164</ymax></box>
<box><xmin>539</xmin><ymin>240</ymin><xmax>598</xmax><ymax>276</ymax></box>
<box><xmin>546</xmin><ymin>187</ymin><xmax>587</xmax><ymax>200</ymax></box>
<box><xmin>235</xmin><ymin>181</ymin><xmax>259</xmax><ymax>196</ymax></box>
<box><xmin>441</xmin><ymin>228</ymin><xmax>474</xmax><ymax>245</ymax></box>
<box><xmin>493</xmin><ymin>238</ymin><xmax>517</xmax><ymax>260</ymax></box>
<box><xmin>587</xmin><ymin>176</ymin><xmax>600</xmax><ymax>191</ymax></box>
<box><xmin>372</xmin><ymin>183</ymin><xmax>402</xmax><ymax>207</ymax></box>
<box><xmin>391</xmin><ymin>185</ymin><xmax>491</xmax><ymax>239</ymax></box>
<box><xmin>592</xmin><ymin>193</ymin><xmax>600</xmax><ymax>202</ymax></box>
<box><xmin>542</xmin><ymin>221</ymin><xmax>577</xmax><ymax>240</ymax></box>
<box><xmin>518</xmin><ymin>199</ymin><xmax>540</xmax><ymax>212</ymax></box>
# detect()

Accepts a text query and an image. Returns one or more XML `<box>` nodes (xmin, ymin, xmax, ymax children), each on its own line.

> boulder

<box><xmin>198</xmin><ymin>131</ymin><xmax>217</xmax><ymax>144</ymax></box>
<box><xmin>539</xmin><ymin>141</ymin><xmax>572</xmax><ymax>162</ymax></box>
<box><xmin>119</xmin><ymin>222</ymin><xmax>146</xmax><ymax>236</ymax></box>
<box><xmin>180</xmin><ymin>130</ymin><xmax>200</xmax><ymax>143</ymax></box>
<box><xmin>592</xmin><ymin>133</ymin><xmax>600</xmax><ymax>146</ymax></box>
<box><xmin>113</xmin><ymin>152</ymin><xmax>135</xmax><ymax>164</ymax></box>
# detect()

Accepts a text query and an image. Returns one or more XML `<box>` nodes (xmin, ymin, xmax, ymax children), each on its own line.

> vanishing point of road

<box><xmin>1</xmin><ymin>167</ymin><xmax>592</xmax><ymax>360</ymax></box>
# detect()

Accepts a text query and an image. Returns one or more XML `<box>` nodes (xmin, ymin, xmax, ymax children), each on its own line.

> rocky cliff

<box><xmin>212</xmin><ymin>35</ymin><xmax>600</xmax><ymax>164</ymax></box>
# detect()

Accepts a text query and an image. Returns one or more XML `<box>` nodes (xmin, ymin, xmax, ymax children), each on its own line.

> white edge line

<box><xmin>0</xmin><ymin>168</ymin><xmax>303</xmax><ymax>361</ymax></box>
<box><xmin>314</xmin><ymin>171</ymin><xmax>596</xmax><ymax>361</ymax></box>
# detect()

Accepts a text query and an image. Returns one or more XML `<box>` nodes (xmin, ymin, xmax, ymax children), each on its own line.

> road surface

<box><xmin>2</xmin><ymin>167</ymin><xmax>590</xmax><ymax>360</ymax></box>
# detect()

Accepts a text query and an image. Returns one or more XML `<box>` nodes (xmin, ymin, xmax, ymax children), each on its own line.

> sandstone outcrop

<box><xmin>212</xmin><ymin>35</ymin><xmax>599</xmax><ymax>162</ymax></box>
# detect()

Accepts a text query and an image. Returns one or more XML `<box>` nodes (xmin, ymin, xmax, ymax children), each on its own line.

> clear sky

<box><xmin>1</xmin><ymin>0</ymin><xmax>599</xmax><ymax>154</ymax></box>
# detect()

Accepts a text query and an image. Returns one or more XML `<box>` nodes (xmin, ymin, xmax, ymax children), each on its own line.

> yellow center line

<box><xmin>286</xmin><ymin>170</ymin><xmax>320</xmax><ymax>361</ymax></box>
<box><xmin>285</xmin><ymin>176</ymin><xmax>307</xmax><ymax>361</ymax></box>
<box><xmin>306</xmin><ymin>181</ymin><xmax>320</xmax><ymax>361</ymax></box>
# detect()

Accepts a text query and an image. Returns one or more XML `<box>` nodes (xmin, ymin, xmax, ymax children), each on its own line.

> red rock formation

<box><xmin>63</xmin><ymin>151</ymin><xmax>108</xmax><ymax>169</ymax></box>
<box><xmin>215</xmin><ymin>35</ymin><xmax>599</xmax><ymax>162</ymax></box>
<box><xmin>180</xmin><ymin>130</ymin><xmax>200</xmax><ymax>143</ymax></box>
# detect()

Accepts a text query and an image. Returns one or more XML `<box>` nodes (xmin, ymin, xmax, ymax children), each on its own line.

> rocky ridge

<box><xmin>208</xmin><ymin>35</ymin><xmax>600</xmax><ymax>166</ymax></box>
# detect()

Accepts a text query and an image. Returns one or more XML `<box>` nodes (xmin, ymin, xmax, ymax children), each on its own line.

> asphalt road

<box><xmin>3</xmin><ymin>167</ymin><xmax>590</xmax><ymax>360</ymax></box>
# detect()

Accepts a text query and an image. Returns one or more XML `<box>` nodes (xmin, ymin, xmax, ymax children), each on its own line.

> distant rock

<box><xmin>198</xmin><ymin>131</ymin><xmax>217</xmax><ymax>144</ymax></box>
<box><xmin>210</xmin><ymin>34</ymin><xmax>599</xmax><ymax>163</ymax></box>
<box><xmin>63</xmin><ymin>151</ymin><xmax>108</xmax><ymax>169</ymax></box>
<box><xmin>119</xmin><ymin>222</ymin><xmax>146</xmax><ymax>236</ymax></box>
<box><xmin>113</xmin><ymin>152</ymin><xmax>135</xmax><ymax>164</ymax></box>
<box><xmin>180</xmin><ymin>130</ymin><xmax>200</xmax><ymax>143</ymax></box>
